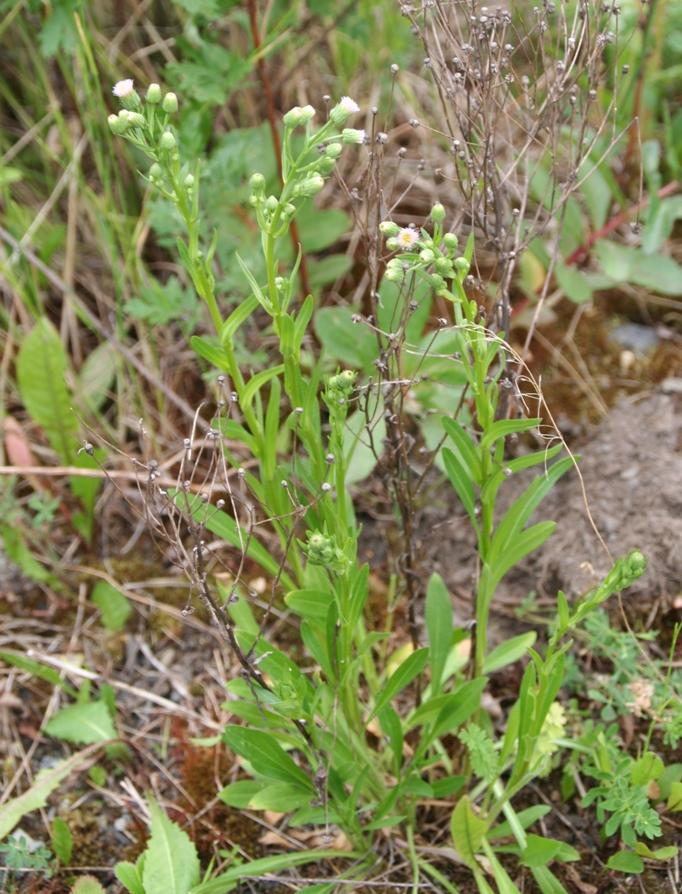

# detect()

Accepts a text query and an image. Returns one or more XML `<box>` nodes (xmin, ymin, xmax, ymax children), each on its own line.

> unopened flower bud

<box><xmin>296</xmin><ymin>174</ymin><xmax>325</xmax><ymax>197</ymax></box>
<box><xmin>325</xmin><ymin>142</ymin><xmax>343</xmax><ymax>158</ymax></box>
<box><xmin>184</xmin><ymin>173</ymin><xmax>194</xmax><ymax>188</ymax></box>
<box><xmin>443</xmin><ymin>232</ymin><xmax>458</xmax><ymax>251</ymax></box>
<box><xmin>283</xmin><ymin>106</ymin><xmax>303</xmax><ymax>128</ymax></box>
<box><xmin>419</xmin><ymin>249</ymin><xmax>435</xmax><ymax>263</ymax></box>
<box><xmin>386</xmin><ymin>237</ymin><xmax>399</xmax><ymax>250</ymax></box>
<box><xmin>265</xmin><ymin>195</ymin><xmax>278</xmax><ymax>211</ymax></box>
<box><xmin>126</xmin><ymin>111</ymin><xmax>145</xmax><ymax>128</ymax></box>
<box><xmin>454</xmin><ymin>257</ymin><xmax>470</xmax><ymax>275</ymax></box>
<box><xmin>146</xmin><ymin>83</ymin><xmax>162</xmax><ymax>104</ymax></box>
<box><xmin>341</xmin><ymin>128</ymin><xmax>366</xmax><ymax>145</ymax></box>
<box><xmin>330</xmin><ymin>96</ymin><xmax>360</xmax><ymax>126</ymax></box>
<box><xmin>148</xmin><ymin>162</ymin><xmax>163</xmax><ymax>180</ymax></box>
<box><xmin>108</xmin><ymin>113</ymin><xmax>125</xmax><ymax>134</ymax></box>
<box><xmin>250</xmin><ymin>172</ymin><xmax>265</xmax><ymax>193</ymax></box>
<box><xmin>430</xmin><ymin>202</ymin><xmax>446</xmax><ymax>223</ymax></box>
<box><xmin>299</xmin><ymin>104</ymin><xmax>315</xmax><ymax>124</ymax></box>
<box><xmin>380</xmin><ymin>220</ymin><xmax>400</xmax><ymax>236</ymax></box>
<box><xmin>318</xmin><ymin>158</ymin><xmax>336</xmax><ymax>175</ymax></box>
<box><xmin>429</xmin><ymin>273</ymin><xmax>445</xmax><ymax>289</ymax></box>
<box><xmin>159</xmin><ymin>130</ymin><xmax>176</xmax><ymax>150</ymax></box>
<box><xmin>162</xmin><ymin>92</ymin><xmax>178</xmax><ymax>114</ymax></box>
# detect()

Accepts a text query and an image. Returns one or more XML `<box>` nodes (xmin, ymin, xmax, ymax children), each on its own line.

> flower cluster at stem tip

<box><xmin>108</xmin><ymin>82</ymin><xmax>365</xmax><ymax>257</ymax></box>
<box><xmin>381</xmin><ymin>203</ymin><xmax>470</xmax><ymax>297</ymax></box>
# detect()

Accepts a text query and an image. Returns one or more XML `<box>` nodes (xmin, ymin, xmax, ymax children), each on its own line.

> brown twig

<box><xmin>246</xmin><ymin>0</ymin><xmax>311</xmax><ymax>300</ymax></box>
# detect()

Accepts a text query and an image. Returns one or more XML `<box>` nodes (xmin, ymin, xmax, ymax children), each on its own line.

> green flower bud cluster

<box><xmin>327</xmin><ymin>369</ymin><xmax>356</xmax><ymax>404</ymax></box>
<box><xmin>305</xmin><ymin>530</ymin><xmax>347</xmax><ymax>573</ymax></box>
<box><xmin>380</xmin><ymin>206</ymin><xmax>470</xmax><ymax>299</ymax></box>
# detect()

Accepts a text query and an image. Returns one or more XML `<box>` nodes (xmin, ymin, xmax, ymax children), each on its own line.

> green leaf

<box><xmin>0</xmin><ymin>650</ymin><xmax>77</xmax><ymax>696</ymax></box>
<box><xmin>296</xmin><ymin>208</ymin><xmax>350</xmax><ymax>253</ymax></box>
<box><xmin>489</xmin><ymin>521</ymin><xmax>556</xmax><ymax>589</ymax></box>
<box><xmin>248</xmin><ymin>782</ymin><xmax>313</xmax><ymax>812</ymax></box>
<box><xmin>344</xmin><ymin>406</ymin><xmax>385</xmax><ymax>484</ymax></box>
<box><xmin>91</xmin><ymin>581</ymin><xmax>131</xmax><ymax>632</ymax></box>
<box><xmin>666</xmin><ymin>781</ymin><xmax>682</xmax><ymax>812</ymax></box>
<box><xmin>630</xmin><ymin>752</ymin><xmax>664</xmax><ymax>786</ymax></box>
<box><xmin>425</xmin><ymin>574</ymin><xmax>453</xmax><ymax>695</ymax></box>
<box><xmin>115</xmin><ymin>859</ymin><xmax>146</xmax><ymax>894</ymax></box>
<box><xmin>78</xmin><ymin>341</ymin><xmax>117</xmax><ymax>411</ymax></box>
<box><xmin>521</xmin><ymin>835</ymin><xmax>579</xmax><ymax>868</ymax></box>
<box><xmin>488</xmin><ymin>805</ymin><xmax>551</xmax><ymax>841</ymax></box>
<box><xmin>483</xmin><ymin>632</ymin><xmax>536</xmax><ymax>674</ymax></box>
<box><xmin>17</xmin><ymin>317</ymin><xmax>78</xmax><ymax>462</ymax></box>
<box><xmin>369</xmin><ymin>648</ymin><xmax>429</xmax><ymax>721</ymax></box>
<box><xmin>218</xmin><ymin>780</ymin><xmax>263</xmax><ymax>809</ymax></box>
<box><xmin>242</xmin><ymin>365</ymin><xmax>284</xmax><ymax>412</ymax></box>
<box><xmin>450</xmin><ymin>796</ymin><xmax>487</xmax><ymax>867</ymax></box>
<box><xmin>190</xmin><ymin>850</ymin><xmax>356</xmax><ymax>894</ymax></box>
<box><xmin>442</xmin><ymin>417</ymin><xmax>481</xmax><ymax>483</ymax></box>
<box><xmin>71</xmin><ymin>878</ymin><xmax>107</xmax><ymax>894</ymax></box>
<box><xmin>45</xmin><ymin>701</ymin><xmax>116</xmax><ymax>745</ymax></box>
<box><xmin>633</xmin><ymin>841</ymin><xmax>678</xmax><ymax>861</ymax></box>
<box><xmin>143</xmin><ymin>798</ymin><xmax>200</xmax><ymax>894</ymax></box>
<box><xmin>442</xmin><ymin>447</ymin><xmax>477</xmax><ymax>527</ymax></box>
<box><xmin>284</xmin><ymin>589</ymin><xmax>334</xmax><ymax>620</ymax></box>
<box><xmin>595</xmin><ymin>240</ymin><xmax>682</xmax><ymax>296</ymax></box>
<box><xmin>221</xmin><ymin>295</ymin><xmax>259</xmax><ymax>344</ymax></box>
<box><xmin>480</xmin><ymin>417</ymin><xmax>541</xmax><ymax>454</ymax></box>
<box><xmin>51</xmin><ymin>816</ymin><xmax>73</xmax><ymax>864</ymax></box>
<box><xmin>222</xmin><ymin>726</ymin><xmax>312</xmax><ymax>789</ymax></box>
<box><xmin>489</xmin><ymin>457</ymin><xmax>573</xmax><ymax>565</ymax></box>
<box><xmin>556</xmin><ymin>262</ymin><xmax>595</xmax><ymax>304</ymax></box>
<box><xmin>190</xmin><ymin>335</ymin><xmax>228</xmax><ymax>369</ymax></box>
<box><xmin>430</xmin><ymin>677</ymin><xmax>487</xmax><ymax>740</ymax></box>
<box><xmin>0</xmin><ymin>744</ymin><xmax>100</xmax><ymax>840</ymax></box>
<box><xmin>606</xmin><ymin>851</ymin><xmax>644</xmax><ymax>874</ymax></box>
<box><xmin>530</xmin><ymin>866</ymin><xmax>571</xmax><ymax>894</ymax></box>
<box><xmin>307</xmin><ymin>254</ymin><xmax>352</xmax><ymax>289</ymax></box>
<box><xmin>235</xmin><ymin>252</ymin><xmax>269</xmax><ymax>309</ymax></box>
<box><xmin>315</xmin><ymin>306</ymin><xmax>377</xmax><ymax>370</ymax></box>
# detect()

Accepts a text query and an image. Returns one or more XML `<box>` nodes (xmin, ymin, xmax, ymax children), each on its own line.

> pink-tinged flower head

<box><xmin>339</xmin><ymin>96</ymin><xmax>359</xmax><ymax>115</ymax></box>
<box><xmin>112</xmin><ymin>79</ymin><xmax>135</xmax><ymax>98</ymax></box>
<box><xmin>396</xmin><ymin>227</ymin><xmax>419</xmax><ymax>250</ymax></box>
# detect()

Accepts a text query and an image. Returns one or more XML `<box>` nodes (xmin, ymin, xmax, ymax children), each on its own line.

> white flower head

<box><xmin>112</xmin><ymin>79</ymin><xmax>135</xmax><ymax>98</ymax></box>
<box><xmin>331</xmin><ymin>96</ymin><xmax>361</xmax><ymax>126</ymax></box>
<box><xmin>339</xmin><ymin>96</ymin><xmax>360</xmax><ymax>115</ymax></box>
<box><xmin>396</xmin><ymin>227</ymin><xmax>419</xmax><ymax>250</ymax></box>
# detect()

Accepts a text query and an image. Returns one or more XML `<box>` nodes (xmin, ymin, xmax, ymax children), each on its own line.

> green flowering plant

<box><xmin>108</xmin><ymin>83</ymin><xmax>660</xmax><ymax>893</ymax></box>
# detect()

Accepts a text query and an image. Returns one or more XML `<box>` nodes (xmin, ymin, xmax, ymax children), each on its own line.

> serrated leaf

<box><xmin>450</xmin><ymin>796</ymin><xmax>487</xmax><ymax>867</ymax></box>
<box><xmin>46</xmin><ymin>700</ymin><xmax>116</xmax><ymax>745</ymax></box>
<box><xmin>91</xmin><ymin>581</ymin><xmax>131</xmax><ymax>632</ymax></box>
<box><xmin>17</xmin><ymin>317</ymin><xmax>78</xmax><ymax>462</ymax></box>
<box><xmin>143</xmin><ymin>798</ymin><xmax>200</xmax><ymax>894</ymax></box>
<box><xmin>0</xmin><ymin>744</ymin><xmax>99</xmax><ymax>840</ymax></box>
